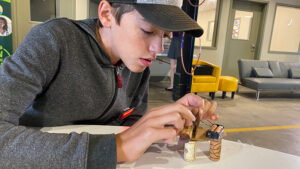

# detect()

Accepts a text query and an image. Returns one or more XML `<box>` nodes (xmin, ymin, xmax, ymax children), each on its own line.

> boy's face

<box><xmin>109</xmin><ymin>10</ymin><xmax>170</xmax><ymax>72</ymax></box>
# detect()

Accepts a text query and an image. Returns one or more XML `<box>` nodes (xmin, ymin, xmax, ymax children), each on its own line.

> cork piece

<box><xmin>209</xmin><ymin>139</ymin><xmax>222</xmax><ymax>161</ymax></box>
<box><xmin>184</xmin><ymin>141</ymin><xmax>197</xmax><ymax>162</ymax></box>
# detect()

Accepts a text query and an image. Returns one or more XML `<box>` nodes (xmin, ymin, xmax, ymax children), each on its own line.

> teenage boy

<box><xmin>0</xmin><ymin>0</ymin><xmax>218</xmax><ymax>168</ymax></box>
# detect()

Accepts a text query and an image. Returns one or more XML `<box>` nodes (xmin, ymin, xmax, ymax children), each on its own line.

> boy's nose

<box><xmin>149</xmin><ymin>37</ymin><xmax>164</xmax><ymax>55</ymax></box>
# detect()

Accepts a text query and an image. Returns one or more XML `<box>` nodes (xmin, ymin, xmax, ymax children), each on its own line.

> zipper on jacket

<box><xmin>116</xmin><ymin>65</ymin><xmax>123</xmax><ymax>88</ymax></box>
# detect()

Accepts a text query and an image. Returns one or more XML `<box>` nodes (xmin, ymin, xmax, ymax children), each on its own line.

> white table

<box><xmin>41</xmin><ymin>125</ymin><xmax>300</xmax><ymax>169</ymax></box>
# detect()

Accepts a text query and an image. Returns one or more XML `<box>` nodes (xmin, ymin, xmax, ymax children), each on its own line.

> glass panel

<box><xmin>30</xmin><ymin>0</ymin><xmax>56</xmax><ymax>22</ymax></box>
<box><xmin>89</xmin><ymin>0</ymin><xmax>100</xmax><ymax>18</ymax></box>
<box><xmin>232</xmin><ymin>10</ymin><xmax>253</xmax><ymax>40</ymax></box>
<box><xmin>195</xmin><ymin>0</ymin><xmax>219</xmax><ymax>47</ymax></box>
<box><xmin>270</xmin><ymin>5</ymin><xmax>300</xmax><ymax>53</ymax></box>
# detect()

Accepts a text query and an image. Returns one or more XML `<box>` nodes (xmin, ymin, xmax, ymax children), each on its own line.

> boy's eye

<box><xmin>141</xmin><ymin>29</ymin><xmax>153</xmax><ymax>35</ymax></box>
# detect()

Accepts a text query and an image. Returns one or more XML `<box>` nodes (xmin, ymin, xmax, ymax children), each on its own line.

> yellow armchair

<box><xmin>190</xmin><ymin>60</ymin><xmax>221</xmax><ymax>100</ymax></box>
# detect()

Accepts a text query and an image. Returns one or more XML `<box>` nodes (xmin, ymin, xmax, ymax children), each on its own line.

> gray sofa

<box><xmin>238</xmin><ymin>59</ymin><xmax>300</xmax><ymax>100</ymax></box>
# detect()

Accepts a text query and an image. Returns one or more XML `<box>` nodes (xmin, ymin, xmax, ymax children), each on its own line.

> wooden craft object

<box><xmin>193</xmin><ymin>127</ymin><xmax>210</xmax><ymax>141</ymax></box>
<box><xmin>180</xmin><ymin>126</ymin><xmax>210</xmax><ymax>141</ymax></box>
<box><xmin>180</xmin><ymin>124</ymin><xmax>224</xmax><ymax>162</ymax></box>
<box><xmin>180</xmin><ymin>125</ymin><xmax>194</xmax><ymax>139</ymax></box>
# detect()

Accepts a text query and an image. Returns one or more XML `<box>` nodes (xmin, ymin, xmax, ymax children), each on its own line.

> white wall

<box><xmin>58</xmin><ymin>0</ymin><xmax>76</xmax><ymax>19</ymax></box>
<box><xmin>75</xmin><ymin>0</ymin><xmax>88</xmax><ymax>20</ymax></box>
<box><xmin>57</xmin><ymin>0</ymin><xmax>89</xmax><ymax>20</ymax></box>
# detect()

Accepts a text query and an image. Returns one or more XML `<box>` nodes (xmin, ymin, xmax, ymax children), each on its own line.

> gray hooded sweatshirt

<box><xmin>0</xmin><ymin>18</ymin><xmax>150</xmax><ymax>169</ymax></box>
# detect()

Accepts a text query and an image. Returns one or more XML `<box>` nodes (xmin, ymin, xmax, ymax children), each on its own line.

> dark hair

<box><xmin>0</xmin><ymin>17</ymin><xmax>8</xmax><ymax>31</ymax></box>
<box><xmin>98</xmin><ymin>3</ymin><xmax>135</xmax><ymax>27</ymax></box>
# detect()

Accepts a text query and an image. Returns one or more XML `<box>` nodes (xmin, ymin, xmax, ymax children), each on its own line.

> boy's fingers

<box><xmin>201</xmin><ymin>101</ymin><xmax>218</xmax><ymax>120</ymax></box>
<box><xmin>207</xmin><ymin>101</ymin><xmax>217</xmax><ymax>120</ymax></box>
<box><xmin>179</xmin><ymin>93</ymin><xmax>205</xmax><ymax>108</ymax></box>
<box><xmin>135</xmin><ymin>103</ymin><xmax>196</xmax><ymax>130</ymax></box>
<box><xmin>150</xmin><ymin>112</ymin><xmax>186</xmax><ymax>131</ymax></box>
<box><xmin>152</xmin><ymin>127</ymin><xmax>177</xmax><ymax>141</ymax></box>
<box><xmin>177</xmin><ymin>94</ymin><xmax>218</xmax><ymax>121</ymax></box>
<box><xmin>203</xmin><ymin>99</ymin><xmax>211</xmax><ymax>113</ymax></box>
<box><xmin>209</xmin><ymin>101</ymin><xmax>217</xmax><ymax>114</ymax></box>
<box><xmin>148</xmin><ymin>103</ymin><xmax>196</xmax><ymax>122</ymax></box>
<box><xmin>189</xmin><ymin>99</ymin><xmax>217</xmax><ymax>120</ymax></box>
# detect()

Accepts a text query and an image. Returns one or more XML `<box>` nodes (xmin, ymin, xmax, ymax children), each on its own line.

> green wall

<box><xmin>0</xmin><ymin>0</ymin><xmax>12</xmax><ymax>66</ymax></box>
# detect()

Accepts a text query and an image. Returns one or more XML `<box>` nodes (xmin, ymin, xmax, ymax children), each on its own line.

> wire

<box><xmin>179</xmin><ymin>0</ymin><xmax>207</xmax><ymax>75</ymax></box>
<box><xmin>180</xmin><ymin>33</ymin><xmax>202</xmax><ymax>76</ymax></box>
<box><xmin>180</xmin><ymin>33</ymin><xmax>192</xmax><ymax>75</ymax></box>
<box><xmin>200</xmin><ymin>120</ymin><xmax>211</xmax><ymax>127</ymax></box>
<box><xmin>207</xmin><ymin>119</ymin><xmax>214</xmax><ymax>125</ymax></box>
<box><xmin>187</xmin><ymin>0</ymin><xmax>206</xmax><ymax>7</ymax></box>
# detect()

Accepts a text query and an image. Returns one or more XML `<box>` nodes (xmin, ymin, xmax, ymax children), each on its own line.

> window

<box><xmin>194</xmin><ymin>0</ymin><xmax>220</xmax><ymax>48</ymax></box>
<box><xmin>30</xmin><ymin>0</ymin><xmax>56</xmax><ymax>22</ymax></box>
<box><xmin>232</xmin><ymin>10</ymin><xmax>253</xmax><ymax>40</ymax></box>
<box><xmin>269</xmin><ymin>5</ymin><xmax>300</xmax><ymax>53</ymax></box>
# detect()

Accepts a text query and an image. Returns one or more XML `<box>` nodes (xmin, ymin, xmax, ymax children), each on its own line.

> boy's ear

<box><xmin>98</xmin><ymin>1</ymin><xmax>113</xmax><ymax>28</ymax></box>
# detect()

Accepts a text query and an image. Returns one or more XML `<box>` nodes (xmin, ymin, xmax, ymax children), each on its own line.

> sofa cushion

<box><xmin>253</xmin><ymin>67</ymin><xmax>274</xmax><ymax>78</ymax></box>
<box><xmin>194</xmin><ymin>65</ymin><xmax>213</xmax><ymax>75</ymax></box>
<box><xmin>290</xmin><ymin>68</ymin><xmax>300</xmax><ymax>79</ymax></box>
<box><xmin>242</xmin><ymin>78</ymin><xmax>300</xmax><ymax>91</ymax></box>
<box><xmin>268</xmin><ymin>61</ymin><xmax>283</xmax><ymax>78</ymax></box>
<box><xmin>279</xmin><ymin>62</ymin><xmax>300</xmax><ymax>78</ymax></box>
<box><xmin>238</xmin><ymin>60</ymin><xmax>270</xmax><ymax>79</ymax></box>
<box><xmin>193</xmin><ymin>76</ymin><xmax>216</xmax><ymax>83</ymax></box>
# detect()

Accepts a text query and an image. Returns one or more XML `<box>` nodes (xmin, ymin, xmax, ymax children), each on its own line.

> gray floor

<box><xmin>148</xmin><ymin>79</ymin><xmax>300</xmax><ymax>157</ymax></box>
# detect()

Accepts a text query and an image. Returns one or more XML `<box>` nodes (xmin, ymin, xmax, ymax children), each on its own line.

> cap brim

<box><xmin>133</xmin><ymin>4</ymin><xmax>203</xmax><ymax>37</ymax></box>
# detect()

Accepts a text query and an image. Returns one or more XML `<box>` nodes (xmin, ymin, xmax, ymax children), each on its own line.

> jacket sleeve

<box><xmin>0</xmin><ymin>21</ymin><xmax>117</xmax><ymax>169</ymax></box>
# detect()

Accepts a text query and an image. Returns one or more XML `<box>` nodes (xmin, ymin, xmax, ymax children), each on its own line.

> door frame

<box><xmin>222</xmin><ymin>0</ymin><xmax>268</xmax><ymax>75</ymax></box>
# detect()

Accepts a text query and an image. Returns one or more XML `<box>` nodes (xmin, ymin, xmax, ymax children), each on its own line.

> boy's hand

<box><xmin>176</xmin><ymin>93</ymin><xmax>218</xmax><ymax>123</ymax></box>
<box><xmin>116</xmin><ymin>93</ymin><xmax>217</xmax><ymax>163</ymax></box>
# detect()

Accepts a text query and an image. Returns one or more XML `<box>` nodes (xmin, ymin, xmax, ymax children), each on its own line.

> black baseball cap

<box><xmin>107</xmin><ymin>0</ymin><xmax>204</xmax><ymax>37</ymax></box>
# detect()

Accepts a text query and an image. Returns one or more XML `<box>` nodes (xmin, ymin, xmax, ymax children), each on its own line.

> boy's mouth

<box><xmin>140</xmin><ymin>58</ymin><xmax>153</xmax><ymax>67</ymax></box>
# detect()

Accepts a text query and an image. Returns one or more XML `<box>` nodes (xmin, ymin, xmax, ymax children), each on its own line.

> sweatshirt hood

<box><xmin>71</xmin><ymin>18</ymin><xmax>113</xmax><ymax>66</ymax></box>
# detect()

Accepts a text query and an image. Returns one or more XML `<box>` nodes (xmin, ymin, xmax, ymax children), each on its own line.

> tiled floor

<box><xmin>148</xmin><ymin>79</ymin><xmax>300</xmax><ymax>157</ymax></box>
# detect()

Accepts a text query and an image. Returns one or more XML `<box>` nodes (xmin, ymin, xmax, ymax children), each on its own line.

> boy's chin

<box><xmin>128</xmin><ymin>66</ymin><xmax>146</xmax><ymax>73</ymax></box>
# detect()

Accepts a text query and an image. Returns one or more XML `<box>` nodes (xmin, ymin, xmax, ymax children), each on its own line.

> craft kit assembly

<box><xmin>181</xmin><ymin>122</ymin><xmax>225</xmax><ymax>162</ymax></box>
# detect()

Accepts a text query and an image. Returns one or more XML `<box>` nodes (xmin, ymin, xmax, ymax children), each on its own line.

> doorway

<box><xmin>222</xmin><ymin>0</ymin><xmax>266</xmax><ymax>77</ymax></box>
